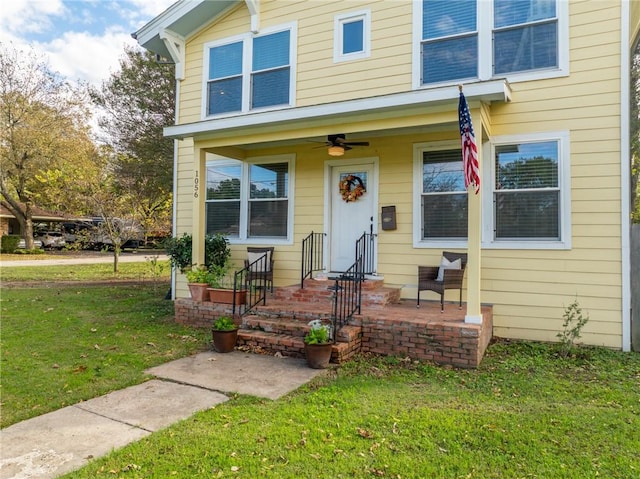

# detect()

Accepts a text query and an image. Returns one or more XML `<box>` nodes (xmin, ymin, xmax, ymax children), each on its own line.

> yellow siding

<box><xmin>170</xmin><ymin>1</ymin><xmax>625</xmax><ymax>348</ymax></box>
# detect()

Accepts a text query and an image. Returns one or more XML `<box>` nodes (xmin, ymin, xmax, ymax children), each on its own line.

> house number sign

<box><xmin>194</xmin><ymin>170</ymin><xmax>199</xmax><ymax>198</ymax></box>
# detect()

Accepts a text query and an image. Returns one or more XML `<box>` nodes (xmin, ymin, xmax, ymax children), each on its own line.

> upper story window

<box><xmin>421</xmin><ymin>0</ymin><xmax>477</xmax><ymax>84</ymax></box>
<box><xmin>493</xmin><ymin>0</ymin><xmax>558</xmax><ymax>75</ymax></box>
<box><xmin>415</xmin><ymin>0</ymin><xmax>566</xmax><ymax>87</ymax></box>
<box><xmin>334</xmin><ymin>10</ymin><xmax>371</xmax><ymax>62</ymax></box>
<box><xmin>205</xmin><ymin>155</ymin><xmax>294</xmax><ymax>243</ymax></box>
<box><xmin>204</xmin><ymin>24</ymin><xmax>296</xmax><ymax>117</ymax></box>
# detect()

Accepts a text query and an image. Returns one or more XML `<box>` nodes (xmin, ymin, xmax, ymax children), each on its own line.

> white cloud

<box><xmin>44</xmin><ymin>28</ymin><xmax>139</xmax><ymax>87</ymax></box>
<box><xmin>0</xmin><ymin>0</ymin><xmax>66</xmax><ymax>36</ymax></box>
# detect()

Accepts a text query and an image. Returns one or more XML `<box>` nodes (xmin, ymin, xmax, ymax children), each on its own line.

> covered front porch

<box><xmin>174</xmin><ymin>276</ymin><xmax>493</xmax><ymax>368</ymax></box>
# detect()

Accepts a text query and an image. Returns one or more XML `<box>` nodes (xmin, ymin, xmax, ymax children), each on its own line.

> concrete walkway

<box><xmin>1</xmin><ymin>252</ymin><xmax>168</xmax><ymax>267</ymax></box>
<box><xmin>0</xmin><ymin>351</ymin><xmax>324</xmax><ymax>479</ymax></box>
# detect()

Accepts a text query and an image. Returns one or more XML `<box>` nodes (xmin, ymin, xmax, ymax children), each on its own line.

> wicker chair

<box><xmin>417</xmin><ymin>251</ymin><xmax>468</xmax><ymax>312</ymax></box>
<box><xmin>244</xmin><ymin>247</ymin><xmax>274</xmax><ymax>294</ymax></box>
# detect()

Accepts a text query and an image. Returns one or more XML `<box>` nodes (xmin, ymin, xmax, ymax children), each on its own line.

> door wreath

<box><xmin>339</xmin><ymin>174</ymin><xmax>366</xmax><ymax>203</ymax></box>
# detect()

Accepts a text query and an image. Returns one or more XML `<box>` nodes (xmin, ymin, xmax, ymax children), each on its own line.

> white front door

<box><xmin>329</xmin><ymin>161</ymin><xmax>377</xmax><ymax>272</ymax></box>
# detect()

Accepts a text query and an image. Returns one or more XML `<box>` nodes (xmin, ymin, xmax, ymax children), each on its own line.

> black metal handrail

<box><xmin>355</xmin><ymin>232</ymin><xmax>376</xmax><ymax>275</ymax></box>
<box><xmin>329</xmin><ymin>256</ymin><xmax>364</xmax><ymax>340</ymax></box>
<box><xmin>301</xmin><ymin>231</ymin><xmax>326</xmax><ymax>288</ymax></box>
<box><xmin>232</xmin><ymin>253</ymin><xmax>269</xmax><ymax>317</ymax></box>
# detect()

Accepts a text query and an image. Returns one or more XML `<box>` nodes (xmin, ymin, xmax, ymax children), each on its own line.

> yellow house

<box><xmin>136</xmin><ymin>0</ymin><xmax>637</xmax><ymax>355</ymax></box>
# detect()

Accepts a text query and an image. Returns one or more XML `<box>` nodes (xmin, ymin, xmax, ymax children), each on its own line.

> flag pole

<box><xmin>458</xmin><ymin>84</ymin><xmax>483</xmax><ymax>324</ymax></box>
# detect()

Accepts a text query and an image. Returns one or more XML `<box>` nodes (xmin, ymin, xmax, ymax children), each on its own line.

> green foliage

<box><xmin>10</xmin><ymin>248</ymin><xmax>45</xmax><ymax>255</ymax></box>
<box><xmin>165</xmin><ymin>233</ymin><xmax>231</xmax><ymax>274</ymax></box>
<box><xmin>1</xmin><ymin>234</ymin><xmax>20</xmax><ymax>253</ymax></box>
<box><xmin>304</xmin><ymin>320</ymin><xmax>332</xmax><ymax>344</ymax></box>
<box><xmin>185</xmin><ymin>265</ymin><xmax>211</xmax><ymax>284</ymax></box>
<box><xmin>557</xmin><ymin>298</ymin><xmax>590</xmax><ymax>358</ymax></box>
<box><xmin>212</xmin><ymin>316</ymin><xmax>237</xmax><ymax>331</ymax></box>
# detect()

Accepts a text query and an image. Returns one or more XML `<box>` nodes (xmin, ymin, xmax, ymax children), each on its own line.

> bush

<box><xmin>1</xmin><ymin>235</ymin><xmax>20</xmax><ymax>253</ymax></box>
<box><xmin>164</xmin><ymin>233</ymin><xmax>230</xmax><ymax>272</ymax></box>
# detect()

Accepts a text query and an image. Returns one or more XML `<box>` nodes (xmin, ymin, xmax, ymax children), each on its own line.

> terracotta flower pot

<box><xmin>212</xmin><ymin>328</ymin><xmax>238</xmax><ymax>353</ymax></box>
<box><xmin>207</xmin><ymin>288</ymin><xmax>247</xmax><ymax>305</ymax></box>
<box><xmin>304</xmin><ymin>342</ymin><xmax>333</xmax><ymax>369</ymax></box>
<box><xmin>188</xmin><ymin>283</ymin><xmax>209</xmax><ymax>302</ymax></box>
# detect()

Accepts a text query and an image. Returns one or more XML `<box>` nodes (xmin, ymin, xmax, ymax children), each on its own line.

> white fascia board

<box><xmin>165</xmin><ymin>79</ymin><xmax>511</xmax><ymax>140</ymax></box>
<box><xmin>134</xmin><ymin>0</ymin><xmax>205</xmax><ymax>46</ymax></box>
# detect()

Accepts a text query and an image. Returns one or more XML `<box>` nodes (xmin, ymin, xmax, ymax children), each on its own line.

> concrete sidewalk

<box><xmin>0</xmin><ymin>351</ymin><xmax>324</xmax><ymax>479</ymax></box>
<box><xmin>0</xmin><ymin>253</ymin><xmax>168</xmax><ymax>267</ymax></box>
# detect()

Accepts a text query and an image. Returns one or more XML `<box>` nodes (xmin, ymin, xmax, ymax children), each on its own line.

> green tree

<box><xmin>0</xmin><ymin>43</ymin><xmax>94</xmax><ymax>248</ymax></box>
<box><xmin>90</xmin><ymin>46</ymin><xmax>175</xmax><ymax>241</ymax></box>
<box><xmin>631</xmin><ymin>47</ymin><xmax>640</xmax><ymax>223</ymax></box>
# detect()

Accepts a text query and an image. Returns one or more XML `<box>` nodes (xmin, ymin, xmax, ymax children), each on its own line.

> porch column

<box><xmin>465</xmin><ymin>117</ymin><xmax>482</xmax><ymax>324</ymax></box>
<box><xmin>192</xmin><ymin>146</ymin><xmax>207</xmax><ymax>267</ymax></box>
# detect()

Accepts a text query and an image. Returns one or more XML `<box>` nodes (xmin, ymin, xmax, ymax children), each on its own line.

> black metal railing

<box><xmin>329</xmin><ymin>256</ymin><xmax>364</xmax><ymax>340</ymax></box>
<box><xmin>232</xmin><ymin>253</ymin><xmax>269</xmax><ymax>317</ymax></box>
<box><xmin>355</xmin><ymin>232</ymin><xmax>376</xmax><ymax>275</ymax></box>
<box><xmin>301</xmin><ymin>231</ymin><xmax>326</xmax><ymax>288</ymax></box>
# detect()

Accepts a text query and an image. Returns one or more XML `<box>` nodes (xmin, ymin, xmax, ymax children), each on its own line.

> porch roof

<box><xmin>164</xmin><ymin>79</ymin><xmax>511</xmax><ymax>144</ymax></box>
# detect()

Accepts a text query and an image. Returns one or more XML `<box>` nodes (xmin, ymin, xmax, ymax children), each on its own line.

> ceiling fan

<box><xmin>318</xmin><ymin>134</ymin><xmax>370</xmax><ymax>156</ymax></box>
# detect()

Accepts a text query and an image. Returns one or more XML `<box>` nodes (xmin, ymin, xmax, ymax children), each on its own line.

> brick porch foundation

<box><xmin>174</xmin><ymin>279</ymin><xmax>493</xmax><ymax>368</ymax></box>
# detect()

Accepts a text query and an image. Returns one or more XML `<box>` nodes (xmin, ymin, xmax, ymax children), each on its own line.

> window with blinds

<box><xmin>206</xmin><ymin>159</ymin><xmax>290</xmax><ymax>240</ymax></box>
<box><xmin>421</xmin><ymin>149</ymin><xmax>468</xmax><ymax>239</ymax></box>
<box><xmin>421</xmin><ymin>0</ymin><xmax>478</xmax><ymax>84</ymax></box>
<box><xmin>419</xmin><ymin>0</ymin><xmax>562</xmax><ymax>86</ymax></box>
<box><xmin>494</xmin><ymin>140</ymin><xmax>560</xmax><ymax>239</ymax></box>
<box><xmin>206</xmin><ymin>27</ymin><xmax>293</xmax><ymax>116</ymax></box>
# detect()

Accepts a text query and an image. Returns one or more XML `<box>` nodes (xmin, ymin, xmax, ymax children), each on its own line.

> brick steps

<box><xmin>237</xmin><ymin>315</ymin><xmax>362</xmax><ymax>364</ymax></box>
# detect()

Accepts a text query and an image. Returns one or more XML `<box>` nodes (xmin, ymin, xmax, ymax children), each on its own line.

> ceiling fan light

<box><xmin>328</xmin><ymin>145</ymin><xmax>344</xmax><ymax>156</ymax></box>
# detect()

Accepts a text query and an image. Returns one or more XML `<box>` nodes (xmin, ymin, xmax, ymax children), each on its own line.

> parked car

<box><xmin>17</xmin><ymin>239</ymin><xmax>43</xmax><ymax>249</ymax></box>
<box><xmin>34</xmin><ymin>231</ymin><xmax>66</xmax><ymax>250</ymax></box>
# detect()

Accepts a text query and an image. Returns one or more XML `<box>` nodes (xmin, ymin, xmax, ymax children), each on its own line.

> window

<box><xmin>204</xmin><ymin>25</ymin><xmax>295</xmax><ymax>116</ymax></box>
<box><xmin>334</xmin><ymin>10</ymin><xmax>371</xmax><ymax>62</ymax></box>
<box><xmin>493</xmin><ymin>0</ymin><xmax>558</xmax><ymax>75</ymax></box>
<box><xmin>486</xmin><ymin>132</ymin><xmax>571</xmax><ymax>248</ymax></box>
<box><xmin>420</xmin><ymin>148</ymin><xmax>468</xmax><ymax>240</ymax></box>
<box><xmin>415</xmin><ymin>0</ymin><xmax>566</xmax><ymax>87</ymax></box>
<box><xmin>205</xmin><ymin>156</ymin><xmax>294</xmax><ymax>242</ymax></box>
<box><xmin>420</xmin><ymin>0</ymin><xmax>478</xmax><ymax>84</ymax></box>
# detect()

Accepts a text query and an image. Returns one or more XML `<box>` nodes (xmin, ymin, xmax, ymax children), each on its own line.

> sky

<box><xmin>0</xmin><ymin>0</ymin><xmax>177</xmax><ymax>87</ymax></box>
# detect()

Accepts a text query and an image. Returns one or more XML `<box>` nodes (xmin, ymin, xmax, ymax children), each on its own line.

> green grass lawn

<box><xmin>60</xmin><ymin>343</ymin><xmax>639</xmax><ymax>479</ymax></box>
<box><xmin>1</xmin><ymin>280</ymin><xmax>208</xmax><ymax>427</ymax></box>
<box><xmin>2</xmin><ymin>264</ymin><xmax>639</xmax><ymax>478</ymax></box>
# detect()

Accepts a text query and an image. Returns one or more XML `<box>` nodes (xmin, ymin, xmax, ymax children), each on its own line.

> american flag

<box><xmin>458</xmin><ymin>91</ymin><xmax>480</xmax><ymax>194</ymax></box>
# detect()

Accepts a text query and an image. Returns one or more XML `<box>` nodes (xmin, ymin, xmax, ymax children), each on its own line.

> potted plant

<box><xmin>304</xmin><ymin>320</ymin><xmax>333</xmax><ymax>369</ymax></box>
<box><xmin>211</xmin><ymin>315</ymin><xmax>238</xmax><ymax>353</ymax></box>
<box><xmin>207</xmin><ymin>261</ymin><xmax>247</xmax><ymax>305</ymax></box>
<box><xmin>185</xmin><ymin>265</ymin><xmax>211</xmax><ymax>302</ymax></box>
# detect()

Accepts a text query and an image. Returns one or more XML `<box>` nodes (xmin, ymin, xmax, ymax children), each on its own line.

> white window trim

<box><xmin>205</xmin><ymin>154</ymin><xmax>295</xmax><ymax>245</ymax></box>
<box><xmin>412</xmin><ymin>140</ymin><xmax>468</xmax><ymax>249</ymax></box>
<box><xmin>201</xmin><ymin>22</ymin><xmax>297</xmax><ymax>120</ymax></box>
<box><xmin>411</xmin><ymin>0</ymin><xmax>569</xmax><ymax>90</ymax></box>
<box><xmin>333</xmin><ymin>9</ymin><xmax>371</xmax><ymax>63</ymax></box>
<box><xmin>481</xmin><ymin>131</ymin><xmax>571</xmax><ymax>250</ymax></box>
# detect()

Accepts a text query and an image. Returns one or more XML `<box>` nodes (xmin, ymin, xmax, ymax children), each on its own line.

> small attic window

<box><xmin>334</xmin><ymin>10</ymin><xmax>370</xmax><ymax>63</ymax></box>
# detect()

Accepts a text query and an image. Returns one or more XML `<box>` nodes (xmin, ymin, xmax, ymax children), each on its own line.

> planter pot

<box><xmin>188</xmin><ymin>283</ymin><xmax>209</xmax><ymax>302</ymax></box>
<box><xmin>207</xmin><ymin>288</ymin><xmax>247</xmax><ymax>305</ymax></box>
<box><xmin>212</xmin><ymin>328</ymin><xmax>238</xmax><ymax>353</ymax></box>
<box><xmin>304</xmin><ymin>342</ymin><xmax>333</xmax><ymax>369</ymax></box>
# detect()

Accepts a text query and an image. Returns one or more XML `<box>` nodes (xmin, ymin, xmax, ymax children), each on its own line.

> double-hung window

<box><xmin>487</xmin><ymin>132</ymin><xmax>570</xmax><ymax>248</ymax></box>
<box><xmin>417</xmin><ymin>0</ymin><xmax>565</xmax><ymax>87</ymax></box>
<box><xmin>417</xmin><ymin>147</ymin><xmax>468</xmax><ymax>242</ymax></box>
<box><xmin>493</xmin><ymin>0</ymin><xmax>558</xmax><ymax>75</ymax></box>
<box><xmin>205</xmin><ymin>25</ymin><xmax>295</xmax><ymax>116</ymax></box>
<box><xmin>206</xmin><ymin>156</ymin><xmax>293</xmax><ymax>242</ymax></box>
<box><xmin>420</xmin><ymin>0</ymin><xmax>478</xmax><ymax>84</ymax></box>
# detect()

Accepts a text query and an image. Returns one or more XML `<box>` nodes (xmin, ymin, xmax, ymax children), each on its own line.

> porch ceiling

<box><xmin>165</xmin><ymin>79</ymin><xmax>511</xmax><ymax>148</ymax></box>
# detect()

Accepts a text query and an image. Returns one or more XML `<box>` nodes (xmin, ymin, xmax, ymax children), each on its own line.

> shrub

<box><xmin>165</xmin><ymin>233</ymin><xmax>230</xmax><ymax>273</ymax></box>
<box><xmin>1</xmin><ymin>235</ymin><xmax>20</xmax><ymax>253</ymax></box>
<box><xmin>557</xmin><ymin>298</ymin><xmax>590</xmax><ymax>358</ymax></box>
